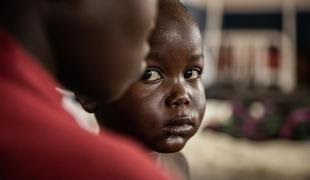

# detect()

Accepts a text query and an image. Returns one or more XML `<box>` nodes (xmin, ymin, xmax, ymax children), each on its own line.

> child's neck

<box><xmin>149</xmin><ymin>151</ymin><xmax>189</xmax><ymax>180</ymax></box>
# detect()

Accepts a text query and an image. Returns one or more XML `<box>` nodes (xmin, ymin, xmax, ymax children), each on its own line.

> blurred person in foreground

<box><xmin>0</xmin><ymin>0</ymin><xmax>173</xmax><ymax>179</ymax></box>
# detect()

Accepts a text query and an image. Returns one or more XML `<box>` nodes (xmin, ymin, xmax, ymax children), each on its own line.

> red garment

<box><xmin>0</xmin><ymin>30</ymin><xmax>171</xmax><ymax>180</ymax></box>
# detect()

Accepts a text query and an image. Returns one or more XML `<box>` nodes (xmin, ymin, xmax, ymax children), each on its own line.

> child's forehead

<box><xmin>150</xmin><ymin>18</ymin><xmax>201</xmax><ymax>49</ymax></box>
<box><xmin>147</xmin><ymin>26</ymin><xmax>203</xmax><ymax>67</ymax></box>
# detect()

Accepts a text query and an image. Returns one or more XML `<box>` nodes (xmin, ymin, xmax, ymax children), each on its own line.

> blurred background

<box><xmin>180</xmin><ymin>0</ymin><xmax>310</xmax><ymax>179</ymax></box>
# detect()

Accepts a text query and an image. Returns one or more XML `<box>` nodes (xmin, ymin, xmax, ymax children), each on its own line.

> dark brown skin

<box><xmin>79</xmin><ymin>0</ymin><xmax>206</xmax><ymax>153</ymax></box>
<box><xmin>0</xmin><ymin>0</ymin><xmax>157</xmax><ymax>103</ymax></box>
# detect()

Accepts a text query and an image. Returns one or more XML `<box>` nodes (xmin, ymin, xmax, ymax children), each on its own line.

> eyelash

<box><xmin>141</xmin><ymin>67</ymin><xmax>202</xmax><ymax>83</ymax></box>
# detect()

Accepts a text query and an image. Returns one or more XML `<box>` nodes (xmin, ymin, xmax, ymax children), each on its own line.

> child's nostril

<box><xmin>170</xmin><ymin>96</ymin><xmax>190</xmax><ymax>107</ymax></box>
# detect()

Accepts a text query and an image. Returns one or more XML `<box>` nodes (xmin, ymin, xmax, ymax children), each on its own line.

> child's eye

<box><xmin>184</xmin><ymin>69</ymin><xmax>201</xmax><ymax>80</ymax></box>
<box><xmin>141</xmin><ymin>69</ymin><xmax>163</xmax><ymax>82</ymax></box>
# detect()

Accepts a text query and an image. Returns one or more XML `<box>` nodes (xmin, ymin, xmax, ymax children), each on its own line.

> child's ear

<box><xmin>75</xmin><ymin>93</ymin><xmax>97</xmax><ymax>113</ymax></box>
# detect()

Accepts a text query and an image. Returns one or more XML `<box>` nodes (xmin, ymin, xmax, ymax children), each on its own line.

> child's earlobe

<box><xmin>75</xmin><ymin>94</ymin><xmax>97</xmax><ymax>113</ymax></box>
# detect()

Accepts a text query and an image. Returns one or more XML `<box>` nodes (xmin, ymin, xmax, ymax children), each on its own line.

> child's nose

<box><xmin>165</xmin><ymin>83</ymin><xmax>190</xmax><ymax>108</ymax></box>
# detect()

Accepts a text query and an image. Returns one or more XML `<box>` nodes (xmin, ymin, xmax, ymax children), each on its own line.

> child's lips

<box><xmin>164</xmin><ymin>117</ymin><xmax>195</xmax><ymax>136</ymax></box>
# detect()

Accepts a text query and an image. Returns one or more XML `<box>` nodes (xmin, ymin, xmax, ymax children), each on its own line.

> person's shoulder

<box><xmin>56</xmin><ymin>129</ymin><xmax>173</xmax><ymax>180</ymax></box>
<box><xmin>0</xmin><ymin>87</ymin><xmax>170</xmax><ymax>179</ymax></box>
<box><xmin>0</xmin><ymin>111</ymin><xmax>171</xmax><ymax>179</ymax></box>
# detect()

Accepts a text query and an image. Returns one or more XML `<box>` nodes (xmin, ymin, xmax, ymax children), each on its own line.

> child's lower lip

<box><xmin>164</xmin><ymin>124</ymin><xmax>194</xmax><ymax>136</ymax></box>
<box><xmin>163</xmin><ymin>117</ymin><xmax>196</xmax><ymax>136</ymax></box>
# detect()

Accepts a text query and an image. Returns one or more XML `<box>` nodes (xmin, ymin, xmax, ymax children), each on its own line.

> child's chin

<box><xmin>151</xmin><ymin>136</ymin><xmax>188</xmax><ymax>153</ymax></box>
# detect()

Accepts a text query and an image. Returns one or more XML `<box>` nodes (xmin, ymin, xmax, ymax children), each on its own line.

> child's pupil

<box><xmin>142</xmin><ymin>69</ymin><xmax>153</xmax><ymax>80</ymax></box>
<box><xmin>184</xmin><ymin>70</ymin><xmax>193</xmax><ymax>79</ymax></box>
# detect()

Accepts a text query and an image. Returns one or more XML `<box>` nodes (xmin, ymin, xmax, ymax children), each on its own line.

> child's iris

<box><xmin>184</xmin><ymin>69</ymin><xmax>201</xmax><ymax>80</ymax></box>
<box><xmin>141</xmin><ymin>69</ymin><xmax>162</xmax><ymax>82</ymax></box>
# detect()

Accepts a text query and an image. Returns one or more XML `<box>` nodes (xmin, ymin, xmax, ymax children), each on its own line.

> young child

<box><xmin>77</xmin><ymin>0</ymin><xmax>206</xmax><ymax>179</ymax></box>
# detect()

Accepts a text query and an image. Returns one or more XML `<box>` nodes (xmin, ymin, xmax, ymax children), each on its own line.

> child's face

<box><xmin>97</xmin><ymin>17</ymin><xmax>206</xmax><ymax>153</ymax></box>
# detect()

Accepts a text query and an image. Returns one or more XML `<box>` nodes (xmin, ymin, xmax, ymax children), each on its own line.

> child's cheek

<box><xmin>191</xmin><ymin>82</ymin><xmax>206</xmax><ymax>118</ymax></box>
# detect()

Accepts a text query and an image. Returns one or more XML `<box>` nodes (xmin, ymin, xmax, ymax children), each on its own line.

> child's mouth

<box><xmin>164</xmin><ymin>117</ymin><xmax>195</xmax><ymax>136</ymax></box>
